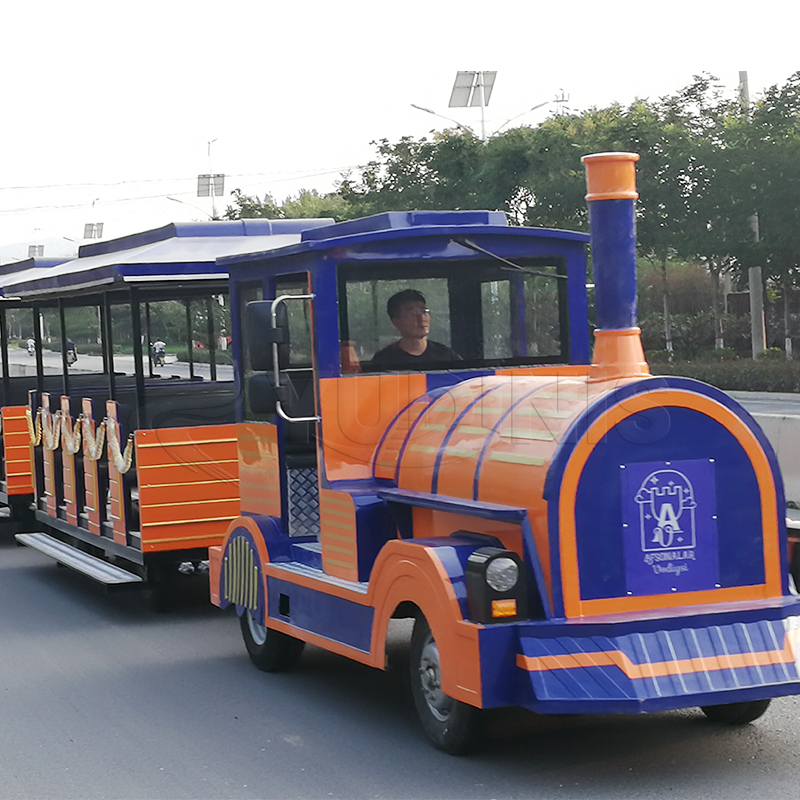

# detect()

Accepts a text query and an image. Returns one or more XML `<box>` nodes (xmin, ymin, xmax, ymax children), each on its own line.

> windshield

<box><xmin>337</xmin><ymin>258</ymin><xmax>568</xmax><ymax>373</ymax></box>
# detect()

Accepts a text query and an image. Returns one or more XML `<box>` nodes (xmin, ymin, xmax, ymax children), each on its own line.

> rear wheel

<box><xmin>240</xmin><ymin>609</ymin><xmax>305</xmax><ymax>672</ymax></box>
<box><xmin>409</xmin><ymin>617</ymin><xmax>481</xmax><ymax>754</ymax></box>
<box><xmin>701</xmin><ymin>699</ymin><xmax>772</xmax><ymax>725</ymax></box>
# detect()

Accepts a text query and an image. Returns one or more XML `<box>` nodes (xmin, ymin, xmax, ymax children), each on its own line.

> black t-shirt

<box><xmin>370</xmin><ymin>339</ymin><xmax>462</xmax><ymax>368</ymax></box>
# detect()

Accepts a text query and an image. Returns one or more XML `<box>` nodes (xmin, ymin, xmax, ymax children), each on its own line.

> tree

<box><xmin>224</xmin><ymin>187</ymin><xmax>352</xmax><ymax>221</ymax></box>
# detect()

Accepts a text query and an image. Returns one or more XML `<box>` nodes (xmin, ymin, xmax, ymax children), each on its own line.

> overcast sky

<box><xmin>0</xmin><ymin>0</ymin><xmax>797</xmax><ymax>262</ymax></box>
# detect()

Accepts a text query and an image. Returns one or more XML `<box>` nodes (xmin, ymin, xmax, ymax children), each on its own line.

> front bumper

<box><xmin>479</xmin><ymin>597</ymin><xmax>800</xmax><ymax>714</ymax></box>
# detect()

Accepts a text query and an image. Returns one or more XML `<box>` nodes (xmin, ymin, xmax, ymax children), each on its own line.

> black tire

<box><xmin>408</xmin><ymin>617</ymin><xmax>482</xmax><ymax>754</ymax></box>
<box><xmin>790</xmin><ymin>544</ymin><xmax>800</xmax><ymax>592</ymax></box>
<box><xmin>240</xmin><ymin>609</ymin><xmax>305</xmax><ymax>672</ymax></box>
<box><xmin>701</xmin><ymin>698</ymin><xmax>772</xmax><ymax>725</ymax></box>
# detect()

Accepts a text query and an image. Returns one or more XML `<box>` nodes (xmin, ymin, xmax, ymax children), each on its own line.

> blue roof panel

<box><xmin>3</xmin><ymin>218</ymin><xmax>334</xmax><ymax>297</ymax></box>
<box><xmin>300</xmin><ymin>210</ymin><xmax>509</xmax><ymax>242</ymax></box>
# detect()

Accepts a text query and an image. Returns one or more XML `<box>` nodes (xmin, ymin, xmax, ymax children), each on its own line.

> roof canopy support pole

<box><xmin>102</xmin><ymin>294</ymin><xmax>116</xmax><ymax>400</ymax></box>
<box><xmin>130</xmin><ymin>287</ymin><xmax>147</xmax><ymax>430</ymax></box>
<box><xmin>205</xmin><ymin>296</ymin><xmax>217</xmax><ymax>382</ymax></box>
<box><xmin>0</xmin><ymin>308</ymin><xmax>10</xmax><ymax>402</ymax></box>
<box><xmin>185</xmin><ymin>300</ymin><xmax>195</xmax><ymax>380</ymax></box>
<box><xmin>33</xmin><ymin>306</ymin><xmax>44</xmax><ymax>399</ymax></box>
<box><xmin>58</xmin><ymin>300</ymin><xmax>69</xmax><ymax>398</ymax></box>
<box><xmin>144</xmin><ymin>302</ymin><xmax>154</xmax><ymax>378</ymax></box>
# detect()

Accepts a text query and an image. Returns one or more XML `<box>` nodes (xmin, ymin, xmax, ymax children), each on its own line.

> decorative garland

<box><xmin>81</xmin><ymin>416</ymin><xmax>106</xmax><ymax>462</ymax></box>
<box><xmin>27</xmin><ymin>407</ymin><xmax>135</xmax><ymax>474</ymax></box>
<box><xmin>26</xmin><ymin>407</ymin><xmax>42</xmax><ymax>447</ymax></box>
<box><xmin>61</xmin><ymin>413</ymin><xmax>83</xmax><ymax>455</ymax></box>
<box><xmin>105</xmin><ymin>417</ymin><xmax>135</xmax><ymax>474</ymax></box>
<box><xmin>41</xmin><ymin>409</ymin><xmax>63</xmax><ymax>452</ymax></box>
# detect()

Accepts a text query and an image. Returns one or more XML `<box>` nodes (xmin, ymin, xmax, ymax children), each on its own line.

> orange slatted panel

<box><xmin>1</xmin><ymin>407</ymin><xmax>34</xmax><ymax>495</ymax></box>
<box><xmin>82</xmin><ymin>398</ymin><xmax>103</xmax><ymax>536</ymax></box>
<box><xmin>136</xmin><ymin>425</ymin><xmax>238</xmax><ymax>553</ymax></box>
<box><xmin>238</xmin><ymin>423</ymin><xmax>281</xmax><ymax>517</ymax></box>
<box><xmin>105</xmin><ymin>401</ymin><xmax>127</xmax><ymax>545</ymax></box>
<box><xmin>60</xmin><ymin>397</ymin><xmax>80</xmax><ymax>526</ymax></box>
<box><xmin>319</xmin><ymin>489</ymin><xmax>358</xmax><ymax>582</ymax></box>
<box><xmin>40</xmin><ymin>394</ymin><xmax>58</xmax><ymax>518</ymax></box>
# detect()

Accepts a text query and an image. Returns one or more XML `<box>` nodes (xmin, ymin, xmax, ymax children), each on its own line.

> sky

<box><xmin>0</xmin><ymin>0</ymin><xmax>797</xmax><ymax>263</ymax></box>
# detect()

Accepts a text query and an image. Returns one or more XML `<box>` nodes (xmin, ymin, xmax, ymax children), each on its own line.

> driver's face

<box><xmin>392</xmin><ymin>301</ymin><xmax>431</xmax><ymax>339</ymax></box>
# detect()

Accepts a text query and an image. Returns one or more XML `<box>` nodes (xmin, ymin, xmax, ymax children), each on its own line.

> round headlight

<box><xmin>485</xmin><ymin>557</ymin><xmax>519</xmax><ymax>593</ymax></box>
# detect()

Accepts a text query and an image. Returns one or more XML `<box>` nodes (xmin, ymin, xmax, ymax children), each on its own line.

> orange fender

<box><xmin>367</xmin><ymin>539</ymin><xmax>483</xmax><ymax>707</ymax></box>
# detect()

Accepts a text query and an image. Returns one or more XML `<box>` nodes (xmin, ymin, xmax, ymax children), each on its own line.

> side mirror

<box><xmin>245</xmin><ymin>300</ymin><xmax>289</xmax><ymax>372</ymax></box>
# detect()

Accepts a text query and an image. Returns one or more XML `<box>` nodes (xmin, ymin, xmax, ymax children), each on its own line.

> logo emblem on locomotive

<box><xmin>635</xmin><ymin>469</ymin><xmax>697</xmax><ymax>551</ymax></box>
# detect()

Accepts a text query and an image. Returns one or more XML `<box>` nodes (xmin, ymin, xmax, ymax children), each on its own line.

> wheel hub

<box><xmin>419</xmin><ymin>636</ymin><xmax>454</xmax><ymax>722</ymax></box>
<box><xmin>246</xmin><ymin>610</ymin><xmax>267</xmax><ymax>646</ymax></box>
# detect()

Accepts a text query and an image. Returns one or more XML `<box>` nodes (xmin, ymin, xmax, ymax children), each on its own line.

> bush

<box><xmin>653</xmin><ymin>358</ymin><xmax>800</xmax><ymax>393</ymax></box>
<box><xmin>757</xmin><ymin>347</ymin><xmax>786</xmax><ymax>361</ymax></box>
<box><xmin>173</xmin><ymin>348</ymin><xmax>233</xmax><ymax>366</ymax></box>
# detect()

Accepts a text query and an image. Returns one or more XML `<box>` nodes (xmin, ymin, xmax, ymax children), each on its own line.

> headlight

<box><xmin>465</xmin><ymin>545</ymin><xmax>527</xmax><ymax>624</ymax></box>
<box><xmin>485</xmin><ymin>557</ymin><xmax>519</xmax><ymax>592</ymax></box>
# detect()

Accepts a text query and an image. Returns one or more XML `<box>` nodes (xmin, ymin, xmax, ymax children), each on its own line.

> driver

<box><xmin>370</xmin><ymin>290</ymin><xmax>461</xmax><ymax>367</ymax></box>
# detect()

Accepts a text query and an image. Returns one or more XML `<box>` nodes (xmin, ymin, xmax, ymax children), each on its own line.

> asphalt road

<box><xmin>1</xmin><ymin>536</ymin><xmax>800</xmax><ymax>800</ymax></box>
<box><xmin>5</xmin><ymin>347</ymin><xmax>234</xmax><ymax>383</ymax></box>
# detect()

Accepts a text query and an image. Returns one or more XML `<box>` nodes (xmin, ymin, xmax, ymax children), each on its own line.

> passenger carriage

<box><xmin>0</xmin><ymin>219</ymin><xmax>330</xmax><ymax>588</ymax></box>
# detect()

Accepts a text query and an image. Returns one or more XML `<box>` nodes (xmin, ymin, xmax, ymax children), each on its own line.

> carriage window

<box><xmin>339</xmin><ymin>259</ymin><xmax>567</xmax><ymax>373</ymax></box>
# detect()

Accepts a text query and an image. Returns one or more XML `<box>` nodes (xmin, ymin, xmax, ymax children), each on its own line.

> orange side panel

<box><xmin>319</xmin><ymin>374</ymin><xmax>426</xmax><ymax>481</ymax></box>
<box><xmin>135</xmin><ymin>424</ymin><xmax>238</xmax><ymax>552</ymax></box>
<box><xmin>319</xmin><ymin>489</ymin><xmax>358</xmax><ymax>582</ymax></box>
<box><xmin>238</xmin><ymin>423</ymin><xmax>281</xmax><ymax>517</ymax></box>
<box><xmin>1</xmin><ymin>406</ymin><xmax>34</xmax><ymax>495</ymax></box>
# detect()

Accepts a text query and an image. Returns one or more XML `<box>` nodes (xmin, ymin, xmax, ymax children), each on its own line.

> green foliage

<box><xmin>655</xmin><ymin>359</ymin><xmax>800</xmax><ymax>393</ymax></box>
<box><xmin>225</xmin><ymin>188</ymin><xmax>352</xmax><ymax>222</ymax></box>
<box><xmin>757</xmin><ymin>347</ymin><xmax>786</xmax><ymax>360</ymax></box>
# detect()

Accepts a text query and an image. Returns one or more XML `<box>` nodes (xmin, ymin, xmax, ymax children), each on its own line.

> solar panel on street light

<box><xmin>448</xmin><ymin>71</ymin><xmax>497</xmax><ymax>107</ymax></box>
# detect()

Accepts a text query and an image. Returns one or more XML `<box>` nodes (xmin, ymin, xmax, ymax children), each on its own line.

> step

<box><xmin>15</xmin><ymin>532</ymin><xmax>143</xmax><ymax>586</ymax></box>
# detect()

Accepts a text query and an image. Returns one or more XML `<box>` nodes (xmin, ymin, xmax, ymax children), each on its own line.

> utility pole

<box><xmin>740</xmin><ymin>71</ymin><xmax>767</xmax><ymax>359</ymax></box>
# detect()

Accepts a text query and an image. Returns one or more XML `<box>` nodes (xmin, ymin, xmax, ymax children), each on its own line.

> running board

<box><xmin>15</xmin><ymin>532</ymin><xmax>144</xmax><ymax>586</ymax></box>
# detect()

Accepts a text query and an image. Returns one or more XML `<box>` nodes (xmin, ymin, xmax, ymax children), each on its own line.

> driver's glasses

<box><xmin>399</xmin><ymin>307</ymin><xmax>431</xmax><ymax>320</ymax></box>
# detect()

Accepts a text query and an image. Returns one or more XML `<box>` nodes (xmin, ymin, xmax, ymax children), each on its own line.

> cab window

<box><xmin>337</xmin><ymin>258</ymin><xmax>568</xmax><ymax>372</ymax></box>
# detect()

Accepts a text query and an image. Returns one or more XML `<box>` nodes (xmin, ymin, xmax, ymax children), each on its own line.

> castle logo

<box><xmin>621</xmin><ymin>459</ymin><xmax>718</xmax><ymax>597</ymax></box>
<box><xmin>634</xmin><ymin>469</ymin><xmax>697</xmax><ymax>552</ymax></box>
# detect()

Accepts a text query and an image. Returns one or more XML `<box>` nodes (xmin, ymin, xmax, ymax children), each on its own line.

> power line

<box><xmin>0</xmin><ymin>165</ymin><xmax>359</xmax><ymax>194</ymax></box>
<box><xmin>0</xmin><ymin>166</ymin><xmax>359</xmax><ymax>216</ymax></box>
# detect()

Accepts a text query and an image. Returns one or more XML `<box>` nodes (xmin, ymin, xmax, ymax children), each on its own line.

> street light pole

<box><xmin>410</xmin><ymin>104</ymin><xmax>476</xmax><ymax>137</ymax></box>
<box><xmin>207</xmin><ymin>139</ymin><xmax>218</xmax><ymax>219</ymax></box>
<box><xmin>168</xmin><ymin>196</ymin><xmax>214</xmax><ymax>220</ymax></box>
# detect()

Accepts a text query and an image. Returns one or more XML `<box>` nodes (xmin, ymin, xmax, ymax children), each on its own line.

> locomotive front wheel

<box><xmin>240</xmin><ymin>609</ymin><xmax>305</xmax><ymax>672</ymax></box>
<box><xmin>409</xmin><ymin>617</ymin><xmax>481</xmax><ymax>754</ymax></box>
<box><xmin>700</xmin><ymin>698</ymin><xmax>772</xmax><ymax>725</ymax></box>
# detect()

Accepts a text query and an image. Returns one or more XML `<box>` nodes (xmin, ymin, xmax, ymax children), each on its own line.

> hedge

<box><xmin>651</xmin><ymin>358</ymin><xmax>800</xmax><ymax>393</ymax></box>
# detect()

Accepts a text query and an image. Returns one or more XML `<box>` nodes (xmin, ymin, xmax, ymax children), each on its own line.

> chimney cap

<box><xmin>582</xmin><ymin>152</ymin><xmax>640</xmax><ymax>201</ymax></box>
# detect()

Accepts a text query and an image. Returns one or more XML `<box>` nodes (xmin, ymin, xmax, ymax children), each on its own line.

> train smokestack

<box><xmin>581</xmin><ymin>152</ymin><xmax>649</xmax><ymax>380</ymax></box>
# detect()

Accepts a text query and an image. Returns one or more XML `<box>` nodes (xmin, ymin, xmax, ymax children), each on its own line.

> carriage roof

<box><xmin>1</xmin><ymin>218</ymin><xmax>333</xmax><ymax>298</ymax></box>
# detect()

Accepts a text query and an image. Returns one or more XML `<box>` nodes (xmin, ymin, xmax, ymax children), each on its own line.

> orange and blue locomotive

<box><xmin>209</xmin><ymin>153</ymin><xmax>800</xmax><ymax>752</ymax></box>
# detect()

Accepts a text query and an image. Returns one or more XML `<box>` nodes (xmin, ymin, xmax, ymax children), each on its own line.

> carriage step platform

<box><xmin>15</xmin><ymin>532</ymin><xmax>143</xmax><ymax>586</ymax></box>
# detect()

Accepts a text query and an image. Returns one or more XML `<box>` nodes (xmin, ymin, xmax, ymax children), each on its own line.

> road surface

<box><xmin>5</xmin><ymin>346</ymin><xmax>234</xmax><ymax>382</ymax></box>
<box><xmin>1</xmin><ymin>537</ymin><xmax>799</xmax><ymax>800</ymax></box>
